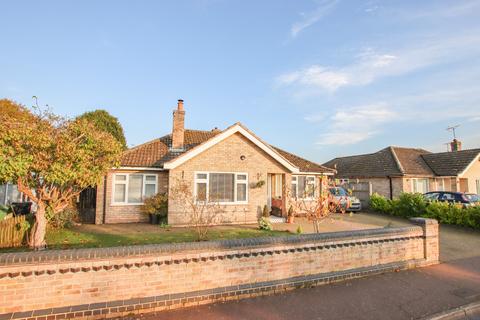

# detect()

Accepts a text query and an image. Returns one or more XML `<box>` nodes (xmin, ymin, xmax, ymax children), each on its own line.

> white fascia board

<box><xmin>163</xmin><ymin>124</ymin><xmax>299</xmax><ymax>172</ymax></box>
<box><xmin>114</xmin><ymin>167</ymin><xmax>165</xmax><ymax>171</ymax></box>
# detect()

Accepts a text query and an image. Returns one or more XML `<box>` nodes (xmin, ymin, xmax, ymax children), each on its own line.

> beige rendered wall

<box><xmin>168</xmin><ymin>132</ymin><xmax>290</xmax><ymax>225</ymax></box>
<box><xmin>460</xmin><ymin>157</ymin><xmax>480</xmax><ymax>193</ymax></box>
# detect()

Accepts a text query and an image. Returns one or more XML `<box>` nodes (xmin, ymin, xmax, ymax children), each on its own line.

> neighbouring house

<box><xmin>0</xmin><ymin>183</ymin><xmax>23</xmax><ymax>206</ymax></box>
<box><xmin>323</xmin><ymin>144</ymin><xmax>480</xmax><ymax>199</ymax></box>
<box><xmin>93</xmin><ymin>100</ymin><xmax>335</xmax><ymax>225</ymax></box>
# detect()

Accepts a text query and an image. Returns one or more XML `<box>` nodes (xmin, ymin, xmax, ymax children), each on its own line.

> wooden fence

<box><xmin>0</xmin><ymin>215</ymin><xmax>29</xmax><ymax>248</ymax></box>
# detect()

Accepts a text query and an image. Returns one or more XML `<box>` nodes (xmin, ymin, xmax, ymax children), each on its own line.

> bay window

<box><xmin>113</xmin><ymin>173</ymin><xmax>157</xmax><ymax>204</ymax></box>
<box><xmin>194</xmin><ymin>172</ymin><xmax>248</xmax><ymax>204</ymax></box>
<box><xmin>291</xmin><ymin>175</ymin><xmax>316</xmax><ymax>199</ymax></box>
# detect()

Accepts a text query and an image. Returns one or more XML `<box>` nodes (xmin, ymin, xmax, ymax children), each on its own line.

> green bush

<box><xmin>391</xmin><ymin>193</ymin><xmax>427</xmax><ymax>218</ymax></box>
<box><xmin>370</xmin><ymin>193</ymin><xmax>392</xmax><ymax>213</ymax></box>
<box><xmin>141</xmin><ymin>193</ymin><xmax>168</xmax><ymax>218</ymax></box>
<box><xmin>370</xmin><ymin>192</ymin><xmax>480</xmax><ymax>229</ymax></box>
<box><xmin>258</xmin><ymin>217</ymin><xmax>273</xmax><ymax>231</ymax></box>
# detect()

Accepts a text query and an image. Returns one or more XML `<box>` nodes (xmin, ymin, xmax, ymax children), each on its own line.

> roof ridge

<box><xmin>271</xmin><ymin>145</ymin><xmax>330</xmax><ymax>170</ymax></box>
<box><xmin>425</xmin><ymin>147</ymin><xmax>480</xmax><ymax>156</ymax></box>
<box><xmin>389</xmin><ymin>146</ymin><xmax>405</xmax><ymax>175</ymax></box>
<box><xmin>123</xmin><ymin>134</ymin><xmax>170</xmax><ymax>155</ymax></box>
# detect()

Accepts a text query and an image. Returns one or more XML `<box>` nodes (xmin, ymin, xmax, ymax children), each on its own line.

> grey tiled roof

<box><xmin>323</xmin><ymin>146</ymin><xmax>480</xmax><ymax>178</ymax></box>
<box><xmin>422</xmin><ymin>148</ymin><xmax>480</xmax><ymax>176</ymax></box>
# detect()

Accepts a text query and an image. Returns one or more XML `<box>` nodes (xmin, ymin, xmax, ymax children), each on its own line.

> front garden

<box><xmin>370</xmin><ymin>192</ymin><xmax>480</xmax><ymax>229</ymax></box>
<box><xmin>0</xmin><ymin>221</ymin><xmax>289</xmax><ymax>252</ymax></box>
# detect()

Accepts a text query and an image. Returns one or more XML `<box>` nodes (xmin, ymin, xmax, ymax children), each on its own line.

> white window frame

<box><xmin>411</xmin><ymin>178</ymin><xmax>429</xmax><ymax>194</ymax></box>
<box><xmin>476</xmin><ymin>179</ymin><xmax>480</xmax><ymax>195</ymax></box>
<box><xmin>112</xmin><ymin>173</ymin><xmax>158</xmax><ymax>205</ymax></box>
<box><xmin>291</xmin><ymin>175</ymin><xmax>316</xmax><ymax>200</ymax></box>
<box><xmin>194</xmin><ymin>171</ymin><xmax>249</xmax><ymax>205</ymax></box>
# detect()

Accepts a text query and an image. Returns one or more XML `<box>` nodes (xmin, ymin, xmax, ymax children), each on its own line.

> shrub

<box><xmin>141</xmin><ymin>193</ymin><xmax>168</xmax><ymax>219</ymax></box>
<box><xmin>370</xmin><ymin>192</ymin><xmax>480</xmax><ymax>230</ymax></box>
<box><xmin>296</xmin><ymin>225</ymin><xmax>303</xmax><ymax>234</ymax></box>
<box><xmin>258</xmin><ymin>217</ymin><xmax>272</xmax><ymax>231</ymax></box>
<box><xmin>369</xmin><ymin>193</ymin><xmax>392</xmax><ymax>213</ymax></box>
<box><xmin>47</xmin><ymin>206</ymin><xmax>79</xmax><ymax>229</ymax></box>
<box><xmin>262</xmin><ymin>205</ymin><xmax>270</xmax><ymax>218</ymax></box>
<box><xmin>391</xmin><ymin>193</ymin><xmax>426</xmax><ymax>218</ymax></box>
<box><xmin>287</xmin><ymin>206</ymin><xmax>294</xmax><ymax>217</ymax></box>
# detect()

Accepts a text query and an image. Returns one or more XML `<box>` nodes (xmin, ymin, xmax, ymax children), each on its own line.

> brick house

<box><xmin>323</xmin><ymin>145</ymin><xmax>480</xmax><ymax>199</ymax></box>
<box><xmin>94</xmin><ymin>100</ymin><xmax>335</xmax><ymax>225</ymax></box>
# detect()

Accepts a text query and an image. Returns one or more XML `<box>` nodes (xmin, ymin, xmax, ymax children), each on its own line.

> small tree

<box><xmin>77</xmin><ymin>109</ymin><xmax>127</xmax><ymax>149</ymax></box>
<box><xmin>0</xmin><ymin>99</ymin><xmax>122</xmax><ymax>249</ymax></box>
<box><xmin>141</xmin><ymin>193</ymin><xmax>168</xmax><ymax>220</ymax></box>
<box><xmin>169</xmin><ymin>177</ymin><xmax>225</xmax><ymax>241</ymax></box>
<box><xmin>288</xmin><ymin>176</ymin><xmax>344</xmax><ymax>233</ymax></box>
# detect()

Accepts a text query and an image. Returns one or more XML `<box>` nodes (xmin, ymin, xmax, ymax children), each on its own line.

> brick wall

<box><xmin>95</xmin><ymin>170</ymin><xmax>169</xmax><ymax>224</ymax></box>
<box><xmin>0</xmin><ymin>218</ymin><xmax>439</xmax><ymax>320</ymax></box>
<box><xmin>168</xmin><ymin>132</ymin><xmax>290</xmax><ymax>225</ymax></box>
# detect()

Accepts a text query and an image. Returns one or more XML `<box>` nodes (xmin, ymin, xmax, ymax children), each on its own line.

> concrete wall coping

<box><xmin>410</xmin><ymin>217</ymin><xmax>439</xmax><ymax>225</ymax></box>
<box><xmin>0</xmin><ymin>225</ymin><xmax>423</xmax><ymax>266</ymax></box>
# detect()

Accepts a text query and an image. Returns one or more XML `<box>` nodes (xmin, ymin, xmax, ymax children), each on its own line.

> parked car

<box><xmin>423</xmin><ymin>192</ymin><xmax>478</xmax><ymax>208</ymax></box>
<box><xmin>465</xmin><ymin>193</ymin><xmax>480</xmax><ymax>204</ymax></box>
<box><xmin>329</xmin><ymin>187</ymin><xmax>362</xmax><ymax>212</ymax></box>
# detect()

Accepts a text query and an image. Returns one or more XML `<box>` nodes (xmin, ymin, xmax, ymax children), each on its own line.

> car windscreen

<box><xmin>329</xmin><ymin>188</ymin><xmax>347</xmax><ymax>196</ymax></box>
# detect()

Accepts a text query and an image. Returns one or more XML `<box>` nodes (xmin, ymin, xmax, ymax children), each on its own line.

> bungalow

<box><xmin>93</xmin><ymin>100</ymin><xmax>335</xmax><ymax>225</ymax></box>
<box><xmin>323</xmin><ymin>144</ymin><xmax>480</xmax><ymax>199</ymax></box>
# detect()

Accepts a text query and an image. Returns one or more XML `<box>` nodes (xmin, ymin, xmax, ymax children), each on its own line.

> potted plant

<box><xmin>141</xmin><ymin>193</ymin><xmax>168</xmax><ymax>224</ymax></box>
<box><xmin>287</xmin><ymin>205</ymin><xmax>295</xmax><ymax>224</ymax></box>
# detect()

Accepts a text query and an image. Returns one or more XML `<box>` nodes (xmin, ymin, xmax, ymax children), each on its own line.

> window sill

<box><xmin>110</xmin><ymin>202</ymin><xmax>144</xmax><ymax>206</ymax></box>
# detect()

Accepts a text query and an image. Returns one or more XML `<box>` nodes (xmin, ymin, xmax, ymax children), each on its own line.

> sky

<box><xmin>1</xmin><ymin>0</ymin><xmax>480</xmax><ymax>163</ymax></box>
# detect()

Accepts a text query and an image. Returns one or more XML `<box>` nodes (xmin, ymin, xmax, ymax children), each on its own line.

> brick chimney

<box><xmin>171</xmin><ymin>99</ymin><xmax>185</xmax><ymax>151</ymax></box>
<box><xmin>450</xmin><ymin>138</ymin><xmax>462</xmax><ymax>152</ymax></box>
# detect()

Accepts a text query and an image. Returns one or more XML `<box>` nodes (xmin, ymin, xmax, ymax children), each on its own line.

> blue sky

<box><xmin>1</xmin><ymin>0</ymin><xmax>480</xmax><ymax>163</ymax></box>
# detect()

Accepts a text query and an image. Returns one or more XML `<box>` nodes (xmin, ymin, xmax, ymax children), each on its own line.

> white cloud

<box><xmin>278</xmin><ymin>66</ymin><xmax>349</xmax><ymax>92</ymax></box>
<box><xmin>316</xmin><ymin>131</ymin><xmax>375</xmax><ymax>145</ymax></box>
<box><xmin>314</xmin><ymin>103</ymin><xmax>396</xmax><ymax>145</ymax></box>
<box><xmin>290</xmin><ymin>0</ymin><xmax>339</xmax><ymax>38</ymax></box>
<box><xmin>277</xmin><ymin>33</ymin><xmax>480</xmax><ymax>92</ymax></box>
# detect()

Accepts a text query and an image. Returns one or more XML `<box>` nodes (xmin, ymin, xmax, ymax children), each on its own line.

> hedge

<box><xmin>370</xmin><ymin>192</ymin><xmax>480</xmax><ymax>229</ymax></box>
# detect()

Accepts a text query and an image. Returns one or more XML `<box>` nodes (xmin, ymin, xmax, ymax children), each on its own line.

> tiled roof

<box><xmin>323</xmin><ymin>147</ymin><xmax>404</xmax><ymax>178</ymax></box>
<box><xmin>422</xmin><ymin>148</ymin><xmax>480</xmax><ymax>176</ymax></box>
<box><xmin>121</xmin><ymin>130</ymin><xmax>220</xmax><ymax>168</ymax></box>
<box><xmin>120</xmin><ymin>128</ymin><xmax>334</xmax><ymax>173</ymax></box>
<box><xmin>323</xmin><ymin>146</ymin><xmax>480</xmax><ymax>178</ymax></box>
<box><xmin>390</xmin><ymin>147</ymin><xmax>434</xmax><ymax>176</ymax></box>
<box><xmin>271</xmin><ymin>147</ymin><xmax>336</xmax><ymax>173</ymax></box>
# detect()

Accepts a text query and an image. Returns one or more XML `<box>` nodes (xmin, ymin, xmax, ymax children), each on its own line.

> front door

<box><xmin>268</xmin><ymin>174</ymin><xmax>283</xmax><ymax>216</ymax></box>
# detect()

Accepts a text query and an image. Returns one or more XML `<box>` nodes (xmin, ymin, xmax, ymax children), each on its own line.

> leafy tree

<box><xmin>77</xmin><ymin>109</ymin><xmax>127</xmax><ymax>149</ymax></box>
<box><xmin>0</xmin><ymin>99</ymin><xmax>122</xmax><ymax>249</ymax></box>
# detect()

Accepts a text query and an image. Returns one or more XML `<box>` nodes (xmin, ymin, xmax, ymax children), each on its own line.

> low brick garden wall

<box><xmin>0</xmin><ymin>218</ymin><xmax>439</xmax><ymax>320</ymax></box>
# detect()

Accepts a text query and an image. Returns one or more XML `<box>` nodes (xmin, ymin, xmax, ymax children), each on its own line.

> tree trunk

<box><xmin>29</xmin><ymin>203</ymin><xmax>47</xmax><ymax>250</ymax></box>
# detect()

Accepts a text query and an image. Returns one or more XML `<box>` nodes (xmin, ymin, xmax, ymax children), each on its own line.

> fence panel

<box><xmin>0</xmin><ymin>215</ymin><xmax>28</xmax><ymax>248</ymax></box>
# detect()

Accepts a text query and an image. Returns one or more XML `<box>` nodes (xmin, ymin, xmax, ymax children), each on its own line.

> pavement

<box><xmin>139</xmin><ymin>213</ymin><xmax>480</xmax><ymax>320</ymax></box>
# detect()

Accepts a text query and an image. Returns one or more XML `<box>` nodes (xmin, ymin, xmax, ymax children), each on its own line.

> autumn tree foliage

<box><xmin>0</xmin><ymin>99</ymin><xmax>122</xmax><ymax>249</ymax></box>
<box><xmin>77</xmin><ymin>109</ymin><xmax>127</xmax><ymax>149</ymax></box>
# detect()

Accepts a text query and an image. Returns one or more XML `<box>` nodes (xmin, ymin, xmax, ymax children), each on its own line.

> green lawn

<box><xmin>1</xmin><ymin>224</ymin><xmax>291</xmax><ymax>252</ymax></box>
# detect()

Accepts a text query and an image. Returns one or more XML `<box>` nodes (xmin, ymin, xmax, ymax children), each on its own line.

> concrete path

<box><xmin>140</xmin><ymin>213</ymin><xmax>480</xmax><ymax>320</ymax></box>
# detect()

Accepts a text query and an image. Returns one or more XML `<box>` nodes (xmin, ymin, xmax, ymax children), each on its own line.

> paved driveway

<box><xmin>138</xmin><ymin>213</ymin><xmax>480</xmax><ymax>320</ymax></box>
